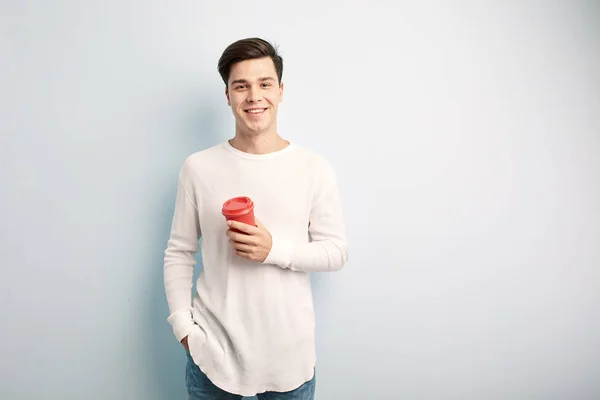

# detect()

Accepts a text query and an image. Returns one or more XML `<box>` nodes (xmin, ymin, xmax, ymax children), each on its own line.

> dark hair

<box><xmin>217</xmin><ymin>38</ymin><xmax>283</xmax><ymax>87</ymax></box>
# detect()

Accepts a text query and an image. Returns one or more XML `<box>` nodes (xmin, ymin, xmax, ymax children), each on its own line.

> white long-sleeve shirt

<box><xmin>163</xmin><ymin>140</ymin><xmax>348</xmax><ymax>396</ymax></box>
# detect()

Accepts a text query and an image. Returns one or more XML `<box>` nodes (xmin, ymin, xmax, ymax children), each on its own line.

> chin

<box><xmin>244</xmin><ymin>123</ymin><xmax>269</xmax><ymax>134</ymax></box>
<box><xmin>235</xmin><ymin>116</ymin><xmax>273</xmax><ymax>136</ymax></box>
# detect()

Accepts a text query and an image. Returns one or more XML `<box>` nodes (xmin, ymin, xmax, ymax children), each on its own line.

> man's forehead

<box><xmin>230</xmin><ymin>58</ymin><xmax>275</xmax><ymax>74</ymax></box>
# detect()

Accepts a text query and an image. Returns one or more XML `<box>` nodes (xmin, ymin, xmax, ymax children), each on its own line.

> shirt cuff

<box><xmin>167</xmin><ymin>308</ymin><xmax>195</xmax><ymax>342</ymax></box>
<box><xmin>263</xmin><ymin>234</ymin><xmax>293</xmax><ymax>269</ymax></box>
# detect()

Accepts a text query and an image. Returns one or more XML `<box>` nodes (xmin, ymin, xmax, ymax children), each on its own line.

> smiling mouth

<box><xmin>245</xmin><ymin>108</ymin><xmax>267</xmax><ymax>115</ymax></box>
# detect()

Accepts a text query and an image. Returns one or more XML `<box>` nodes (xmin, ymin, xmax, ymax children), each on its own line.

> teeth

<box><xmin>247</xmin><ymin>109</ymin><xmax>265</xmax><ymax>114</ymax></box>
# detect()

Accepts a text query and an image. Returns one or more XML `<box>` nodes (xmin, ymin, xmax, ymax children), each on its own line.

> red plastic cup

<box><xmin>222</xmin><ymin>196</ymin><xmax>256</xmax><ymax>233</ymax></box>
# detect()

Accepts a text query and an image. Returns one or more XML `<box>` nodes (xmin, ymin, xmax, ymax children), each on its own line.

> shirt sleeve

<box><xmin>163</xmin><ymin>163</ymin><xmax>201</xmax><ymax>342</ymax></box>
<box><xmin>263</xmin><ymin>161</ymin><xmax>348</xmax><ymax>272</ymax></box>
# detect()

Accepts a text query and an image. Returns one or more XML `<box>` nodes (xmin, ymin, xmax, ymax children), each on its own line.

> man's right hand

<box><xmin>181</xmin><ymin>336</ymin><xmax>189</xmax><ymax>351</ymax></box>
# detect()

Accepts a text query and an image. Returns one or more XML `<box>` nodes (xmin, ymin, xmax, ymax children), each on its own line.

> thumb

<box><xmin>255</xmin><ymin>218</ymin><xmax>265</xmax><ymax>229</ymax></box>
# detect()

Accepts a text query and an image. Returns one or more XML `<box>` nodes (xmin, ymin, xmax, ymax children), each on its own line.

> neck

<box><xmin>230</xmin><ymin>129</ymin><xmax>289</xmax><ymax>155</ymax></box>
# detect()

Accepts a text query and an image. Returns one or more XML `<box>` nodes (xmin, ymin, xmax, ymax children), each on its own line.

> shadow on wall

<box><xmin>144</xmin><ymin>100</ymin><xmax>226</xmax><ymax>399</ymax></box>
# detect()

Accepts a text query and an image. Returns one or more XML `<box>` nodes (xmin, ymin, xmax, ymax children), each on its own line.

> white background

<box><xmin>1</xmin><ymin>1</ymin><xmax>599</xmax><ymax>399</ymax></box>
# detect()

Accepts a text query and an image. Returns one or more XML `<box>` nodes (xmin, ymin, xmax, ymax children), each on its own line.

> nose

<box><xmin>246</xmin><ymin>86</ymin><xmax>262</xmax><ymax>103</ymax></box>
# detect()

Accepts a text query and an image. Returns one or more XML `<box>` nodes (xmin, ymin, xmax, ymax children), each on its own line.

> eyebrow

<box><xmin>230</xmin><ymin>77</ymin><xmax>277</xmax><ymax>85</ymax></box>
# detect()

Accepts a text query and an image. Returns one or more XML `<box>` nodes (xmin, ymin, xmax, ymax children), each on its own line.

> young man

<box><xmin>163</xmin><ymin>38</ymin><xmax>348</xmax><ymax>399</ymax></box>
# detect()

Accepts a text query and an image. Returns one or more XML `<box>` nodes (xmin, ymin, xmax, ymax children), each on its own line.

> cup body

<box><xmin>222</xmin><ymin>197</ymin><xmax>256</xmax><ymax>233</ymax></box>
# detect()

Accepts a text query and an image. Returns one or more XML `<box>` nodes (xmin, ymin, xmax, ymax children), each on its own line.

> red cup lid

<box><xmin>222</xmin><ymin>196</ymin><xmax>254</xmax><ymax>217</ymax></box>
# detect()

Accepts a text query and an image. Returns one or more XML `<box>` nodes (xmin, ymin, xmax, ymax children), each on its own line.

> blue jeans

<box><xmin>185</xmin><ymin>351</ymin><xmax>316</xmax><ymax>400</ymax></box>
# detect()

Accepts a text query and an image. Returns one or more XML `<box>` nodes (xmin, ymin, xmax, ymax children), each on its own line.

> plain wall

<box><xmin>1</xmin><ymin>1</ymin><xmax>599</xmax><ymax>399</ymax></box>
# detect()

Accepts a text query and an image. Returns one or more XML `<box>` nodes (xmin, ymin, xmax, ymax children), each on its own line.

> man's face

<box><xmin>226</xmin><ymin>57</ymin><xmax>283</xmax><ymax>136</ymax></box>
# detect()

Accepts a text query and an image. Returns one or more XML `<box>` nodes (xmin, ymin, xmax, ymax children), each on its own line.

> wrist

<box><xmin>167</xmin><ymin>308</ymin><xmax>195</xmax><ymax>342</ymax></box>
<box><xmin>263</xmin><ymin>235</ymin><xmax>292</xmax><ymax>269</ymax></box>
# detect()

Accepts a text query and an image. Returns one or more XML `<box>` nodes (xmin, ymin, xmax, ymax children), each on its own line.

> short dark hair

<box><xmin>217</xmin><ymin>37</ymin><xmax>283</xmax><ymax>87</ymax></box>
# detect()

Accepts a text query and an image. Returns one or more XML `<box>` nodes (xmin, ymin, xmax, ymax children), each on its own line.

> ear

<box><xmin>279</xmin><ymin>82</ymin><xmax>284</xmax><ymax>103</ymax></box>
<box><xmin>225</xmin><ymin>87</ymin><xmax>231</xmax><ymax>106</ymax></box>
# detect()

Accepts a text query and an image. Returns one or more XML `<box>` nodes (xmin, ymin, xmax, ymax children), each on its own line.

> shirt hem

<box><xmin>197</xmin><ymin>363</ymin><xmax>316</xmax><ymax>397</ymax></box>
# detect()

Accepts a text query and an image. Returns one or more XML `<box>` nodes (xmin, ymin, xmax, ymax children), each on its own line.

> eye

<box><xmin>261</xmin><ymin>83</ymin><xmax>271</xmax><ymax>87</ymax></box>
<box><xmin>235</xmin><ymin>85</ymin><xmax>245</xmax><ymax>90</ymax></box>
